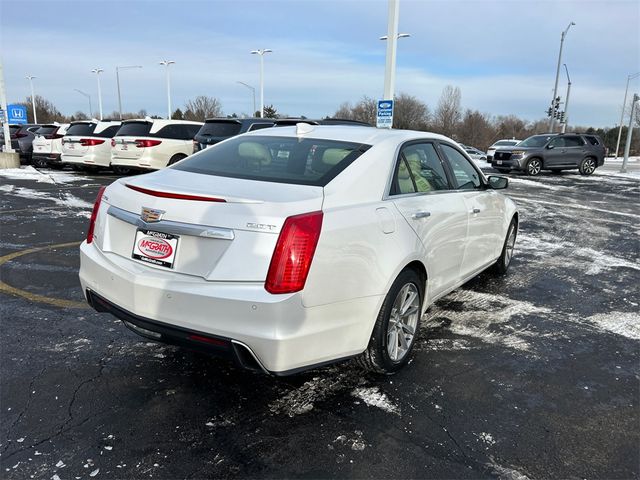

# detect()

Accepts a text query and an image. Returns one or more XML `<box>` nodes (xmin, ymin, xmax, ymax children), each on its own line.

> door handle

<box><xmin>470</xmin><ymin>208</ymin><xmax>481</xmax><ymax>214</ymax></box>
<box><xmin>411</xmin><ymin>211</ymin><xmax>431</xmax><ymax>219</ymax></box>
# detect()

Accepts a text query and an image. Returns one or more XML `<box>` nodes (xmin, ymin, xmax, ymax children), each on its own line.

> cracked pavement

<box><xmin>1</xmin><ymin>166</ymin><xmax>638</xmax><ymax>479</ymax></box>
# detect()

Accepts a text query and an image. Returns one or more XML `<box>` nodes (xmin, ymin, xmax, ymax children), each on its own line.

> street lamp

<box><xmin>614</xmin><ymin>71</ymin><xmax>640</xmax><ymax>158</ymax></box>
<box><xmin>91</xmin><ymin>68</ymin><xmax>104</xmax><ymax>120</ymax></box>
<box><xmin>26</xmin><ymin>75</ymin><xmax>37</xmax><ymax>123</ymax></box>
<box><xmin>116</xmin><ymin>65</ymin><xmax>142</xmax><ymax>120</ymax></box>
<box><xmin>237</xmin><ymin>81</ymin><xmax>256</xmax><ymax>117</ymax></box>
<box><xmin>250</xmin><ymin>49</ymin><xmax>272</xmax><ymax>118</ymax></box>
<box><xmin>74</xmin><ymin>89</ymin><xmax>92</xmax><ymax>118</ymax></box>
<box><xmin>549</xmin><ymin>21</ymin><xmax>575</xmax><ymax>132</ymax></box>
<box><xmin>561</xmin><ymin>64</ymin><xmax>571</xmax><ymax>134</ymax></box>
<box><xmin>159</xmin><ymin>60</ymin><xmax>175</xmax><ymax>119</ymax></box>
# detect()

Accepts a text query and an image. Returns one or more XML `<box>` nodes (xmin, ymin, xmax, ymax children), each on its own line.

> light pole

<box><xmin>621</xmin><ymin>93</ymin><xmax>639</xmax><ymax>173</ymax></box>
<box><xmin>116</xmin><ymin>65</ymin><xmax>142</xmax><ymax>120</ymax></box>
<box><xmin>380</xmin><ymin>0</ymin><xmax>410</xmax><ymax>102</ymax></box>
<box><xmin>2</xmin><ymin>59</ymin><xmax>15</xmax><ymax>153</ymax></box>
<box><xmin>561</xmin><ymin>64</ymin><xmax>571</xmax><ymax>134</ymax></box>
<box><xmin>615</xmin><ymin>72</ymin><xmax>640</xmax><ymax>158</ymax></box>
<box><xmin>159</xmin><ymin>60</ymin><xmax>175</xmax><ymax>119</ymax></box>
<box><xmin>250</xmin><ymin>49</ymin><xmax>272</xmax><ymax>118</ymax></box>
<box><xmin>74</xmin><ymin>89</ymin><xmax>92</xmax><ymax>118</ymax></box>
<box><xmin>549</xmin><ymin>21</ymin><xmax>575</xmax><ymax>132</ymax></box>
<box><xmin>237</xmin><ymin>81</ymin><xmax>256</xmax><ymax>117</ymax></box>
<box><xmin>91</xmin><ymin>68</ymin><xmax>104</xmax><ymax>120</ymax></box>
<box><xmin>26</xmin><ymin>75</ymin><xmax>37</xmax><ymax>123</ymax></box>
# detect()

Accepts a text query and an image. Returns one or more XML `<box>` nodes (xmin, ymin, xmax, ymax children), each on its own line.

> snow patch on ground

<box><xmin>0</xmin><ymin>166</ymin><xmax>90</xmax><ymax>184</ymax></box>
<box><xmin>269</xmin><ymin>370</ymin><xmax>363</xmax><ymax>417</ymax></box>
<box><xmin>1</xmin><ymin>185</ymin><xmax>92</xmax><ymax>217</ymax></box>
<box><xmin>426</xmin><ymin>290</ymin><xmax>552</xmax><ymax>353</ymax></box>
<box><xmin>475</xmin><ymin>431</ymin><xmax>496</xmax><ymax>446</ymax></box>
<box><xmin>488</xmin><ymin>459</ymin><xmax>531</xmax><ymax>480</ymax></box>
<box><xmin>351</xmin><ymin>387</ymin><xmax>400</xmax><ymax>415</ymax></box>
<box><xmin>585</xmin><ymin>311</ymin><xmax>640</xmax><ymax>340</ymax></box>
<box><xmin>508</xmin><ymin>177</ymin><xmax>565</xmax><ymax>191</ymax></box>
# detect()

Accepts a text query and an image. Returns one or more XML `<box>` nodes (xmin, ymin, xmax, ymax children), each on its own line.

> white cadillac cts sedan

<box><xmin>80</xmin><ymin>125</ymin><xmax>518</xmax><ymax>375</ymax></box>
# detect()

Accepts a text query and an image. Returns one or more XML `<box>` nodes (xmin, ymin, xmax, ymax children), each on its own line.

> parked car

<box><xmin>80</xmin><ymin>125</ymin><xmax>518</xmax><ymax>375</ymax></box>
<box><xmin>193</xmin><ymin>118</ymin><xmax>275</xmax><ymax>152</ymax></box>
<box><xmin>487</xmin><ymin>139</ymin><xmax>521</xmax><ymax>161</ymax></box>
<box><xmin>31</xmin><ymin>123</ymin><xmax>70</xmax><ymax>168</ymax></box>
<box><xmin>111</xmin><ymin>119</ymin><xmax>203</xmax><ymax>172</ymax></box>
<box><xmin>462</xmin><ymin>146</ymin><xmax>487</xmax><ymax>162</ymax></box>
<box><xmin>273</xmin><ymin>118</ymin><xmax>372</xmax><ymax>127</ymax></box>
<box><xmin>492</xmin><ymin>133</ymin><xmax>606</xmax><ymax>176</ymax></box>
<box><xmin>0</xmin><ymin>124</ymin><xmax>40</xmax><ymax>163</ymax></box>
<box><xmin>61</xmin><ymin>120</ymin><xmax>122</xmax><ymax>171</ymax></box>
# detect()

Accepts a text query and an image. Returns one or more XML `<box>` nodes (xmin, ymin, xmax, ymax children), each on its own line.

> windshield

<box><xmin>66</xmin><ymin>123</ymin><xmax>96</xmax><ymax>136</ymax></box>
<box><xmin>173</xmin><ymin>135</ymin><xmax>371</xmax><ymax>187</ymax></box>
<box><xmin>518</xmin><ymin>135</ymin><xmax>555</xmax><ymax>148</ymax></box>
<box><xmin>493</xmin><ymin>140</ymin><xmax>519</xmax><ymax>147</ymax></box>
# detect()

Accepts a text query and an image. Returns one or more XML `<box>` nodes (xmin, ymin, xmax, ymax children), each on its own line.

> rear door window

<box><xmin>173</xmin><ymin>135</ymin><xmax>370</xmax><ymax>186</ymax></box>
<box><xmin>115</xmin><ymin>122</ymin><xmax>152</xmax><ymax>137</ymax></box>
<box><xmin>564</xmin><ymin>136</ymin><xmax>584</xmax><ymax>147</ymax></box>
<box><xmin>65</xmin><ymin>123</ymin><xmax>97</xmax><ymax>136</ymax></box>
<box><xmin>401</xmin><ymin>143</ymin><xmax>451</xmax><ymax>192</ymax></box>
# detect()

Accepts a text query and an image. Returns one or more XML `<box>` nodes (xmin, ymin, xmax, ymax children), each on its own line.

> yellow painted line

<box><xmin>0</xmin><ymin>241</ymin><xmax>88</xmax><ymax>309</ymax></box>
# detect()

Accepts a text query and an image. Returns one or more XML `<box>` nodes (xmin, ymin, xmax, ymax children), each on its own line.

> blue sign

<box><xmin>7</xmin><ymin>104</ymin><xmax>28</xmax><ymax>124</ymax></box>
<box><xmin>377</xmin><ymin>99</ymin><xmax>394</xmax><ymax>128</ymax></box>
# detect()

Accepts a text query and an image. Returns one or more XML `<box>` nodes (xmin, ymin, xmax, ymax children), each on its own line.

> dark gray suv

<box><xmin>492</xmin><ymin>133</ymin><xmax>605</xmax><ymax>176</ymax></box>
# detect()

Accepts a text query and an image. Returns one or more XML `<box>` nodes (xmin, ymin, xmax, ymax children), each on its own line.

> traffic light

<box><xmin>546</xmin><ymin>107</ymin><xmax>553</xmax><ymax>117</ymax></box>
<box><xmin>555</xmin><ymin>96</ymin><xmax>561</xmax><ymax>109</ymax></box>
<box><xmin>560</xmin><ymin>111</ymin><xmax>566</xmax><ymax>123</ymax></box>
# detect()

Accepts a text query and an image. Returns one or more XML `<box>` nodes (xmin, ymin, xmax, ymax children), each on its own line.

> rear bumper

<box><xmin>79</xmin><ymin>241</ymin><xmax>378</xmax><ymax>374</ymax></box>
<box><xmin>110</xmin><ymin>154</ymin><xmax>165</xmax><ymax>170</ymax></box>
<box><xmin>33</xmin><ymin>153</ymin><xmax>61</xmax><ymax>164</ymax></box>
<box><xmin>62</xmin><ymin>152</ymin><xmax>110</xmax><ymax>167</ymax></box>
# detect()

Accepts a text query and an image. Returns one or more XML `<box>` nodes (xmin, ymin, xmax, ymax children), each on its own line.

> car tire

<box><xmin>168</xmin><ymin>154</ymin><xmax>187</xmax><ymax>166</ymax></box>
<box><xmin>492</xmin><ymin>218</ymin><xmax>517</xmax><ymax>275</ymax></box>
<box><xmin>112</xmin><ymin>166</ymin><xmax>132</xmax><ymax>176</ymax></box>
<box><xmin>579</xmin><ymin>157</ymin><xmax>597</xmax><ymax>175</ymax></box>
<box><xmin>526</xmin><ymin>158</ymin><xmax>542</xmax><ymax>176</ymax></box>
<box><xmin>357</xmin><ymin>268</ymin><xmax>423</xmax><ymax>374</ymax></box>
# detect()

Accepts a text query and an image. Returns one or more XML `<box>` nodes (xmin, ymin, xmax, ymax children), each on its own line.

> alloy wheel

<box><xmin>528</xmin><ymin>159</ymin><xmax>541</xmax><ymax>175</ymax></box>
<box><xmin>386</xmin><ymin>283</ymin><xmax>420</xmax><ymax>362</ymax></box>
<box><xmin>505</xmin><ymin>225</ymin><xmax>516</xmax><ymax>267</ymax></box>
<box><xmin>583</xmin><ymin>158</ymin><xmax>596</xmax><ymax>174</ymax></box>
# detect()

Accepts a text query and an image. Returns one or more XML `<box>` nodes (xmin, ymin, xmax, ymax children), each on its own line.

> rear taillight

<box><xmin>86</xmin><ymin>186</ymin><xmax>106</xmax><ymax>244</ymax></box>
<box><xmin>52</xmin><ymin>133</ymin><xmax>65</xmax><ymax>139</ymax></box>
<box><xmin>15</xmin><ymin>132</ymin><xmax>28</xmax><ymax>139</ymax></box>
<box><xmin>135</xmin><ymin>139</ymin><xmax>162</xmax><ymax>148</ymax></box>
<box><xmin>193</xmin><ymin>140</ymin><xmax>199</xmax><ymax>153</ymax></box>
<box><xmin>111</xmin><ymin>138</ymin><xmax>116</xmax><ymax>147</ymax></box>
<box><xmin>80</xmin><ymin>138</ymin><xmax>105</xmax><ymax>147</ymax></box>
<box><xmin>125</xmin><ymin>184</ymin><xmax>226</xmax><ymax>202</ymax></box>
<box><xmin>265</xmin><ymin>211</ymin><xmax>323</xmax><ymax>294</ymax></box>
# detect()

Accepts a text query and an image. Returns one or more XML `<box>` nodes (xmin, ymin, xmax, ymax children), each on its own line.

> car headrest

<box><xmin>238</xmin><ymin>142</ymin><xmax>271</xmax><ymax>166</ymax></box>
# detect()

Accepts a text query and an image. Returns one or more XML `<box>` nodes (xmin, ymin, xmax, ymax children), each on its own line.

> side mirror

<box><xmin>547</xmin><ymin>144</ymin><xmax>554</xmax><ymax>149</ymax></box>
<box><xmin>488</xmin><ymin>175</ymin><xmax>508</xmax><ymax>189</ymax></box>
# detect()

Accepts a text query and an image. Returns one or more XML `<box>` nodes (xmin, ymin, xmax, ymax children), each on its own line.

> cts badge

<box><xmin>141</xmin><ymin>207</ymin><xmax>164</xmax><ymax>223</ymax></box>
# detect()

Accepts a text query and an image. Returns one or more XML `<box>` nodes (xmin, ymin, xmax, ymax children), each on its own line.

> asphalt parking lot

<box><xmin>1</xmin><ymin>163</ymin><xmax>638</xmax><ymax>479</ymax></box>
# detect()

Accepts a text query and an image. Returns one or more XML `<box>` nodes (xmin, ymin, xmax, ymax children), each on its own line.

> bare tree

<box><xmin>333</xmin><ymin>96</ymin><xmax>377</xmax><ymax>125</ymax></box>
<box><xmin>433</xmin><ymin>85</ymin><xmax>462</xmax><ymax>137</ymax></box>
<box><xmin>393</xmin><ymin>93</ymin><xmax>430</xmax><ymax>130</ymax></box>
<box><xmin>183</xmin><ymin>96</ymin><xmax>223</xmax><ymax>121</ymax></box>
<box><xmin>19</xmin><ymin>95</ymin><xmax>63</xmax><ymax>123</ymax></box>
<box><xmin>457</xmin><ymin>110</ymin><xmax>494</xmax><ymax>149</ymax></box>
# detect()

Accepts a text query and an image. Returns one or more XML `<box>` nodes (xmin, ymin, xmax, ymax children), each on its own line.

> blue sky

<box><xmin>1</xmin><ymin>0</ymin><xmax>638</xmax><ymax>127</ymax></box>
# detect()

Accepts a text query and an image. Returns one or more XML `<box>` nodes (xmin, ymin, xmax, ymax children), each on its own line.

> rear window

<box><xmin>35</xmin><ymin>126</ymin><xmax>58</xmax><ymax>136</ymax></box>
<box><xmin>115</xmin><ymin>122</ymin><xmax>152</xmax><ymax>137</ymax></box>
<box><xmin>94</xmin><ymin>125</ymin><xmax>121</xmax><ymax>138</ymax></box>
<box><xmin>173</xmin><ymin>135</ymin><xmax>371</xmax><ymax>186</ymax></box>
<box><xmin>198</xmin><ymin>121</ymin><xmax>242</xmax><ymax>138</ymax></box>
<box><xmin>65</xmin><ymin>123</ymin><xmax>96</xmax><ymax>136</ymax></box>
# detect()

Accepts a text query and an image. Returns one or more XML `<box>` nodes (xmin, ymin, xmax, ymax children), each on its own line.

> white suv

<box><xmin>61</xmin><ymin>120</ymin><xmax>122</xmax><ymax>171</ymax></box>
<box><xmin>31</xmin><ymin>123</ymin><xmax>70</xmax><ymax>168</ymax></box>
<box><xmin>111</xmin><ymin>119</ymin><xmax>203</xmax><ymax>172</ymax></box>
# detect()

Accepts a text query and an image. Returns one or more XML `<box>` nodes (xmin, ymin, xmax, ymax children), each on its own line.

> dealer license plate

<box><xmin>496</xmin><ymin>160</ymin><xmax>503</xmax><ymax>165</ymax></box>
<box><xmin>132</xmin><ymin>229</ymin><xmax>179</xmax><ymax>269</ymax></box>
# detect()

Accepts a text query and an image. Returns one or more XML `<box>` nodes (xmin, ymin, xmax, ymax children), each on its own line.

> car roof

<box><xmin>243</xmin><ymin>124</ymin><xmax>454</xmax><ymax>145</ymax></box>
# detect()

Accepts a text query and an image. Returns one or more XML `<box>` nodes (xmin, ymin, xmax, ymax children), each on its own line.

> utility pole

<box><xmin>549</xmin><ymin>22</ymin><xmax>575</xmax><ymax>132</ymax></box>
<box><xmin>250</xmin><ymin>49</ymin><xmax>272</xmax><ymax>118</ymax></box>
<box><xmin>116</xmin><ymin>65</ymin><xmax>142</xmax><ymax>120</ymax></box>
<box><xmin>561</xmin><ymin>64</ymin><xmax>571</xmax><ymax>133</ymax></box>
<box><xmin>159</xmin><ymin>60</ymin><xmax>175</xmax><ymax>119</ymax></box>
<box><xmin>620</xmin><ymin>93</ymin><xmax>638</xmax><ymax>174</ymax></box>
<box><xmin>382</xmin><ymin>0</ymin><xmax>400</xmax><ymax>101</ymax></box>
